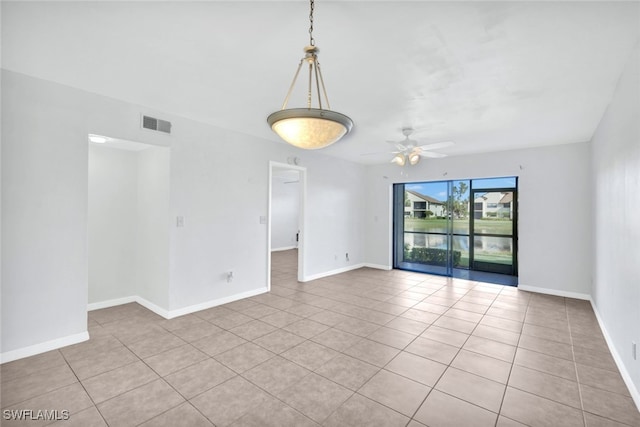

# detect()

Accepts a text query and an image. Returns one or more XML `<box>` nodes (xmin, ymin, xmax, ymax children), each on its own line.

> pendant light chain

<box><xmin>309</xmin><ymin>0</ymin><xmax>315</xmax><ymax>46</ymax></box>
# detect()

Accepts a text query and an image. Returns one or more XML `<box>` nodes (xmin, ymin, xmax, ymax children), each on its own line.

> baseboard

<box><xmin>88</xmin><ymin>288</ymin><xmax>269</xmax><ymax>320</ymax></box>
<box><xmin>0</xmin><ymin>331</ymin><xmax>89</xmax><ymax>364</ymax></box>
<box><xmin>517</xmin><ymin>284</ymin><xmax>590</xmax><ymax>301</ymax></box>
<box><xmin>590</xmin><ymin>299</ymin><xmax>640</xmax><ymax>411</ymax></box>
<box><xmin>136</xmin><ymin>297</ymin><xmax>171</xmax><ymax>319</ymax></box>
<box><xmin>301</xmin><ymin>263</ymin><xmax>366</xmax><ymax>282</ymax></box>
<box><xmin>271</xmin><ymin>246</ymin><xmax>297</xmax><ymax>252</ymax></box>
<box><xmin>88</xmin><ymin>295</ymin><xmax>169</xmax><ymax>318</ymax></box>
<box><xmin>88</xmin><ymin>296</ymin><xmax>137</xmax><ymax>311</ymax></box>
<box><xmin>363</xmin><ymin>263</ymin><xmax>392</xmax><ymax>270</ymax></box>
<box><xmin>167</xmin><ymin>288</ymin><xmax>269</xmax><ymax>318</ymax></box>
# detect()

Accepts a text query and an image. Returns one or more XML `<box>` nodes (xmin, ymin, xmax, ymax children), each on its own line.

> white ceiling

<box><xmin>3</xmin><ymin>1</ymin><xmax>639</xmax><ymax>164</ymax></box>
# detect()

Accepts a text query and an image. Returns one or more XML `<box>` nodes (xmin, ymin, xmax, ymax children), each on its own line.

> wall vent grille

<box><xmin>141</xmin><ymin>115</ymin><xmax>172</xmax><ymax>134</ymax></box>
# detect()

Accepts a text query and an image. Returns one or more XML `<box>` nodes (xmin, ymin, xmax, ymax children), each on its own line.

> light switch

<box><xmin>259</xmin><ymin>216</ymin><xmax>267</xmax><ymax>224</ymax></box>
<box><xmin>177</xmin><ymin>216</ymin><xmax>185</xmax><ymax>227</ymax></box>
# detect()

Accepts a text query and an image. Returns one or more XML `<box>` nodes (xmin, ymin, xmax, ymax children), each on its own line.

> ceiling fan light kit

<box><xmin>267</xmin><ymin>0</ymin><xmax>353</xmax><ymax>150</ymax></box>
<box><xmin>386</xmin><ymin>128</ymin><xmax>453</xmax><ymax>167</ymax></box>
<box><xmin>391</xmin><ymin>153</ymin><xmax>406</xmax><ymax>166</ymax></box>
<box><xmin>408</xmin><ymin>150</ymin><xmax>421</xmax><ymax>165</ymax></box>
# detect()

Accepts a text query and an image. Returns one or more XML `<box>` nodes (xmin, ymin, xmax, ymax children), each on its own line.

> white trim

<box><xmin>88</xmin><ymin>295</ymin><xmax>169</xmax><ymax>318</ymax></box>
<box><xmin>590</xmin><ymin>299</ymin><xmax>640</xmax><ymax>411</ymax></box>
<box><xmin>88</xmin><ymin>296</ymin><xmax>137</xmax><ymax>311</ymax></box>
<box><xmin>517</xmin><ymin>284</ymin><xmax>590</xmax><ymax>301</ymax></box>
<box><xmin>1</xmin><ymin>331</ymin><xmax>89</xmax><ymax>364</ymax></box>
<box><xmin>363</xmin><ymin>263</ymin><xmax>392</xmax><ymax>271</ymax></box>
<box><xmin>88</xmin><ymin>288</ymin><xmax>269</xmax><ymax>320</ymax></box>
<box><xmin>272</xmin><ymin>245</ymin><xmax>297</xmax><ymax>252</ymax></box>
<box><xmin>136</xmin><ymin>298</ymin><xmax>171</xmax><ymax>319</ymax></box>
<box><xmin>167</xmin><ymin>287</ymin><xmax>268</xmax><ymax>319</ymax></box>
<box><xmin>301</xmin><ymin>263</ymin><xmax>366</xmax><ymax>282</ymax></box>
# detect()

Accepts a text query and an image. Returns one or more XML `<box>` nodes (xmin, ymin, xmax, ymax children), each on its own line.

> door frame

<box><xmin>267</xmin><ymin>161</ymin><xmax>307</xmax><ymax>290</ymax></box>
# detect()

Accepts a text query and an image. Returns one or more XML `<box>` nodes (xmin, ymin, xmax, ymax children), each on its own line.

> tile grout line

<box><xmin>9</xmin><ymin>256</ymin><xmax>634</xmax><ymax>427</ymax></box>
<box><xmin>493</xmin><ymin>286</ymin><xmax>530</xmax><ymax>427</ymax></box>
<box><xmin>57</xmin><ymin>347</ymin><xmax>111</xmax><ymax>427</ymax></box>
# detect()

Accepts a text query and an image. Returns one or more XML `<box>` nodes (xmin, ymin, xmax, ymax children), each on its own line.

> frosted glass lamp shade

<box><xmin>408</xmin><ymin>151</ymin><xmax>421</xmax><ymax>165</ymax></box>
<box><xmin>268</xmin><ymin>108</ymin><xmax>353</xmax><ymax>150</ymax></box>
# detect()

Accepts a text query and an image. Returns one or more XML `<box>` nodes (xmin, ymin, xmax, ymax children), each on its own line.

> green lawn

<box><xmin>404</xmin><ymin>217</ymin><xmax>512</xmax><ymax>235</ymax></box>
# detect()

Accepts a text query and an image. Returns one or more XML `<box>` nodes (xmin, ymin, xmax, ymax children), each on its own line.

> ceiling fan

<box><xmin>387</xmin><ymin>128</ymin><xmax>454</xmax><ymax>166</ymax></box>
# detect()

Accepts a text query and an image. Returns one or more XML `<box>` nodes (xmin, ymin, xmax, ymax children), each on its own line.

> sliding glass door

<box><xmin>394</xmin><ymin>181</ymin><xmax>453</xmax><ymax>275</ymax></box>
<box><xmin>394</xmin><ymin>177</ymin><xmax>518</xmax><ymax>282</ymax></box>
<box><xmin>470</xmin><ymin>179</ymin><xmax>518</xmax><ymax>275</ymax></box>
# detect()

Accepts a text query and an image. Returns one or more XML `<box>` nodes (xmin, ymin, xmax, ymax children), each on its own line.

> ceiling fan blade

<box><xmin>419</xmin><ymin>151</ymin><xmax>447</xmax><ymax>158</ymax></box>
<box><xmin>416</xmin><ymin>141</ymin><xmax>454</xmax><ymax>151</ymax></box>
<box><xmin>360</xmin><ymin>151</ymin><xmax>388</xmax><ymax>156</ymax></box>
<box><xmin>386</xmin><ymin>141</ymin><xmax>407</xmax><ymax>151</ymax></box>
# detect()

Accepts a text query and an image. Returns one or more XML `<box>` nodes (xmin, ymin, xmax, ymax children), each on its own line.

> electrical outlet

<box><xmin>345</xmin><ymin>252</ymin><xmax>349</xmax><ymax>261</ymax></box>
<box><xmin>633</xmin><ymin>342</ymin><xmax>637</xmax><ymax>360</ymax></box>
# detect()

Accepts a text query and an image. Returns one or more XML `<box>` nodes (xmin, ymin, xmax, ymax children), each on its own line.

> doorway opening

<box><xmin>393</xmin><ymin>176</ymin><xmax>518</xmax><ymax>286</ymax></box>
<box><xmin>87</xmin><ymin>135</ymin><xmax>170</xmax><ymax>308</ymax></box>
<box><xmin>268</xmin><ymin>161</ymin><xmax>306</xmax><ymax>288</ymax></box>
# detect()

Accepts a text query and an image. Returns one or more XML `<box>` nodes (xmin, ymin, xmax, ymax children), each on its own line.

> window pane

<box><xmin>472</xmin><ymin>177</ymin><xmax>516</xmax><ymax>189</ymax></box>
<box><xmin>403</xmin><ymin>233</ymin><xmax>449</xmax><ymax>266</ymax></box>
<box><xmin>451</xmin><ymin>180</ymin><xmax>470</xmax><ymax>235</ymax></box>
<box><xmin>473</xmin><ymin>191</ymin><xmax>514</xmax><ymax>235</ymax></box>
<box><xmin>452</xmin><ymin>236</ymin><xmax>469</xmax><ymax>268</ymax></box>
<box><xmin>473</xmin><ymin>236</ymin><xmax>513</xmax><ymax>266</ymax></box>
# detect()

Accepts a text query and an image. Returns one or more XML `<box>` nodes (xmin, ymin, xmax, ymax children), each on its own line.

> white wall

<box><xmin>136</xmin><ymin>146</ymin><xmax>170</xmax><ymax>309</ymax></box>
<box><xmin>1</xmin><ymin>70</ymin><xmax>366</xmax><ymax>358</ymax></box>
<box><xmin>271</xmin><ymin>171</ymin><xmax>300</xmax><ymax>251</ymax></box>
<box><xmin>167</xmin><ymin>123</ymin><xmax>366</xmax><ymax>310</ymax></box>
<box><xmin>88</xmin><ymin>146</ymin><xmax>139</xmax><ymax>303</ymax></box>
<box><xmin>303</xmin><ymin>155</ymin><xmax>366</xmax><ymax>278</ymax></box>
<box><xmin>364</xmin><ymin>142</ymin><xmax>592</xmax><ymax>298</ymax></box>
<box><xmin>591</xmin><ymin>45</ymin><xmax>640</xmax><ymax>403</ymax></box>
<box><xmin>1</xmin><ymin>70</ymin><xmax>89</xmax><ymax>357</ymax></box>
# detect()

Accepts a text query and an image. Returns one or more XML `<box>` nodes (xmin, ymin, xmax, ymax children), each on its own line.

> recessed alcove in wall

<box><xmin>87</xmin><ymin>137</ymin><xmax>170</xmax><ymax>308</ymax></box>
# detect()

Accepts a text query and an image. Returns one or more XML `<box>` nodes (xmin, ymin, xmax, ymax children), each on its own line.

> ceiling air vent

<box><xmin>141</xmin><ymin>115</ymin><xmax>172</xmax><ymax>134</ymax></box>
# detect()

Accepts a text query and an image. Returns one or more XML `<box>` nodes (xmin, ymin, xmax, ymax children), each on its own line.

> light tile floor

<box><xmin>2</xmin><ymin>250</ymin><xmax>639</xmax><ymax>426</ymax></box>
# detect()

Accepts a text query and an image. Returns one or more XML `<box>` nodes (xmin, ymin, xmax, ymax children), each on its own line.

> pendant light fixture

<box><xmin>267</xmin><ymin>0</ymin><xmax>353</xmax><ymax>150</ymax></box>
